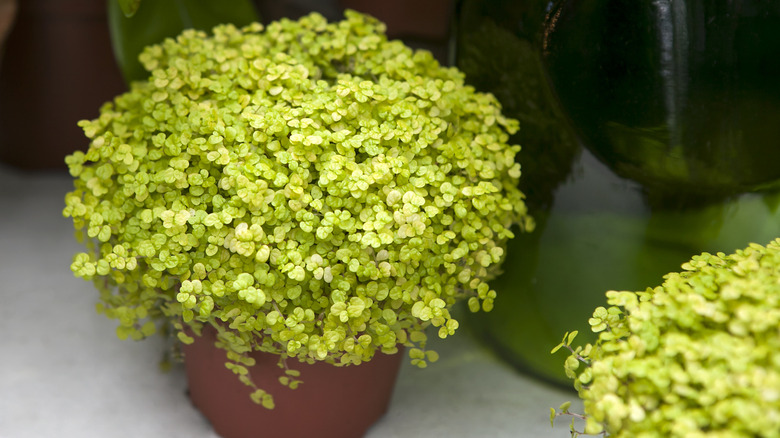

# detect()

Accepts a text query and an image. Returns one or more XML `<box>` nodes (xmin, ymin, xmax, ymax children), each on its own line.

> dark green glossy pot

<box><xmin>455</xmin><ymin>0</ymin><xmax>780</xmax><ymax>386</ymax></box>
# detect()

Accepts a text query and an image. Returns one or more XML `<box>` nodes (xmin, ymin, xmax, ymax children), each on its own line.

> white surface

<box><xmin>0</xmin><ymin>165</ymin><xmax>581</xmax><ymax>438</ymax></box>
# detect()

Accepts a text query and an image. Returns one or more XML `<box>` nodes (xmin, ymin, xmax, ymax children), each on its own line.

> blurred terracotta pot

<box><xmin>0</xmin><ymin>0</ymin><xmax>15</xmax><ymax>51</ymax></box>
<box><xmin>181</xmin><ymin>326</ymin><xmax>405</xmax><ymax>438</ymax></box>
<box><xmin>0</xmin><ymin>0</ymin><xmax>125</xmax><ymax>170</ymax></box>
<box><xmin>340</xmin><ymin>0</ymin><xmax>452</xmax><ymax>40</ymax></box>
<box><xmin>339</xmin><ymin>0</ymin><xmax>453</xmax><ymax>62</ymax></box>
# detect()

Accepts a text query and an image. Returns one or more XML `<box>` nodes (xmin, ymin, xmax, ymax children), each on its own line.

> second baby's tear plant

<box><xmin>552</xmin><ymin>239</ymin><xmax>780</xmax><ymax>437</ymax></box>
<box><xmin>63</xmin><ymin>11</ymin><xmax>533</xmax><ymax>407</ymax></box>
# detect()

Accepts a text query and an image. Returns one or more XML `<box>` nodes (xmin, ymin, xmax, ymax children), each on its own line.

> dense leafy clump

<box><xmin>63</xmin><ymin>11</ymin><xmax>532</xmax><ymax>407</ymax></box>
<box><xmin>553</xmin><ymin>239</ymin><xmax>780</xmax><ymax>437</ymax></box>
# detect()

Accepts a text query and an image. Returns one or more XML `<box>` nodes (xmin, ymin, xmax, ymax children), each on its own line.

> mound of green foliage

<box><xmin>63</xmin><ymin>11</ymin><xmax>532</xmax><ymax>407</ymax></box>
<box><xmin>553</xmin><ymin>239</ymin><xmax>780</xmax><ymax>437</ymax></box>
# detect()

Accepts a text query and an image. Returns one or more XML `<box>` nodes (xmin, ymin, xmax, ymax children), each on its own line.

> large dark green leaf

<box><xmin>108</xmin><ymin>0</ymin><xmax>260</xmax><ymax>84</ymax></box>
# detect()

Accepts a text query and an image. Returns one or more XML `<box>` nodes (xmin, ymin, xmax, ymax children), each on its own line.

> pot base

<box><xmin>182</xmin><ymin>327</ymin><xmax>404</xmax><ymax>438</ymax></box>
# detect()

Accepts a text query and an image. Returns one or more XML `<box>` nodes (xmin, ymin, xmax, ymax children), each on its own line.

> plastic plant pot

<box><xmin>182</xmin><ymin>326</ymin><xmax>405</xmax><ymax>438</ymax></box>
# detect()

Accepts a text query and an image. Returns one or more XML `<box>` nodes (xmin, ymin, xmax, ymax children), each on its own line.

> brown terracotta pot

<box><xmin>339</xmin><ymin>0</ymin><xmax>452</xmax><ymax>41</ymax></box>
<box><xmin>0</xmin><ymin>0</ymin><xmax>15</xmax><ymax>52</ymax></box>
<box><xmin>338</xmin><ymin>0</ymin><xmax>453</xmax><ymax>63</ymax></box>
<box><xmin>181</xmin><ymin>326</ymin><xmax>405</xmax><ymax>438</ymax></box>
<box><xmin>0</xmin><ymin>0</ymin><xmax>125</xmax><ymax>170</ymax></box>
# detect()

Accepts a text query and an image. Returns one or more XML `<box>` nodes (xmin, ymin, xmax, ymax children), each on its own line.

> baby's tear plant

<box><xmin>63</xmin><ymin>11</ymin><xmax>533</xmax><ymax>408</ymax></box>
<box><xmin>551</xmin><ymin>239</ymin><xmax>780</xmax><ymax>437</ymax></box>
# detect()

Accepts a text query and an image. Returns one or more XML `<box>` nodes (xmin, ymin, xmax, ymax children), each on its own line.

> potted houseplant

<box><xmin>63</xmin><ymin>10</ymin><xmax>532</xmax><ymax>438</ymax></box>
<box><xmin>551</xmin><ymin>239</ymin><xmax>780</xmax><ymax>437</ymax></box>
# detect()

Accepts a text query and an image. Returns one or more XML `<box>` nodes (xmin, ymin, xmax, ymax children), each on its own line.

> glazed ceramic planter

<box><xmin>455</xmin><ymin>0</ymin><xmax>780</xmax><ymax>385</ymax></box>
<box><xmin>181</xmin><ymin>326</ymin><xmax>404</xmax><ymax>438</ymax></box>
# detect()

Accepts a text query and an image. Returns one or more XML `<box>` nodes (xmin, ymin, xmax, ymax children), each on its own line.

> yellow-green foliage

<box><xmin>555</xmin><ymin>239</ymin><xmax>780</xmax><ymax>437</ymax></box>
<box><xmin>63</xmin><ymin>11</ymin><xmax>531</xmax><ymax>407</ymax></box>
